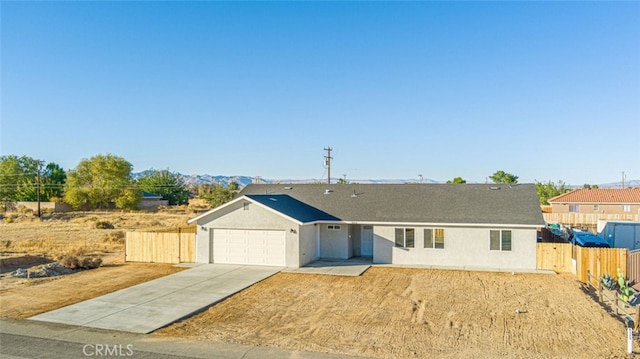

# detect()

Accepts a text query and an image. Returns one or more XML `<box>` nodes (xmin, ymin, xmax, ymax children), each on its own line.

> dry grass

<box><xmin>0</xmin><ymin>209</ymin><xmax>191</xmax><ymax>259</ymax></box>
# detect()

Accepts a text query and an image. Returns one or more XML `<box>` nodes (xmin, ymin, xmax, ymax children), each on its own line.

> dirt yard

<box><xmin>0</xmin><ymin>210</ymin><xmax>635</xmax><ymax>358</ymax></box>
<box><xmin>158</xmin><ymin>268</ymin><xmax>633</xmax><ymax>359</ymax></box>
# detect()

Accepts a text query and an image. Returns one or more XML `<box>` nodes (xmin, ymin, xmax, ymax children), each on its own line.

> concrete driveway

<box><xmin>29</xmin><ymin>264</ymin><xmax>282</xmax><ymax>334</ymax></box>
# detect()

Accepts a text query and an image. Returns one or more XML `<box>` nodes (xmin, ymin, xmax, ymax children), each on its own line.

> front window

<box><xmin>395</xmin><ymin>228</ymin><xmax>415</xmax><ymax>248</ymax></box>
<box><xmin>424</xmin><ymin>228</ymin><xmax>445</xmax><ymax>249</ymax></box>
<box><xmin>569</xmin><ymin>204</ymin><xmax>580</xmax><ymax>213</ymax></box>
<box><xmin>623</xmin><ymin>205</ymin><xmax>631</xmax><ymax>213</ymax></box>
<box><xmin>490</xmin><ymin>230</ymin><xmax>512</xmax><ymax>251</ymax></box>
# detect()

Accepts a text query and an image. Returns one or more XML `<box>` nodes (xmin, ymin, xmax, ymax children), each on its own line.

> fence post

<box><xmin>598</xmin><ymin>281</ymin><xmax>603</xmax><ymax>304</ymax></box>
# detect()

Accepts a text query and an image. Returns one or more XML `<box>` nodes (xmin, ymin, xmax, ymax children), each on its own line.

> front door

<box><xmin>361</xmin><ymin>226</ymin><xmax>373</xmax><ymax>257</ymax></box>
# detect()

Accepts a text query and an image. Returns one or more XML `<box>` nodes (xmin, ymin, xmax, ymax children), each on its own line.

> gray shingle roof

<box><xmin>239</xmin><ymin>183</ymin><xmax>544</xmax><ymax>226</ymax></box>
<box><xmin>246</xmin><ymin>194</ymin><xmax>340</xmax><ymax>223</ymax></box>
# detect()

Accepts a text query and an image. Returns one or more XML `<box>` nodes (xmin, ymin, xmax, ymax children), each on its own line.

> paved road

<box><xmin>1</xmin><ymin>319</ymin><xmax>368</xmax><ymax>359</ymax></box>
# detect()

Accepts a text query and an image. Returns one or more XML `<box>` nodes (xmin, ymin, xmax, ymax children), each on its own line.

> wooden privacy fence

<box><xmin>125</xmin><ymin>231</ymin><xmax>195</xmax><ymax>264</ymax></box>
<box><xmin>629</xmin><ymin>249</ymin><xmax>640</xmax><ymax>284</ymax></box>
<box><xmin>543</xmin><ymin>213</ymin><xmax>640</xmax><ymax>227</ymax></box>
<box><xmin>536</xmin><ymin>243</ymin><xmax>573</xmax><ymax>273</ymax></box>
<box><xmin>537</xmin><ymin>243</ymin><xmax>628</xmax><ymax>283</ymax></box>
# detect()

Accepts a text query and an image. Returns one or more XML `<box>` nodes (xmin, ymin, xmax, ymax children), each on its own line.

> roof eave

<box><xmin>188</xmin><ymin>195</ymin><xmax>305</xmax><ymax>226</ymax></box>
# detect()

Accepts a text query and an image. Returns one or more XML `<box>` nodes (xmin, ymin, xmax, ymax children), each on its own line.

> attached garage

<box><xmin>212</xmin><ymin>229</ymin><xmax>286</xmax><ymax>266</ymax></box>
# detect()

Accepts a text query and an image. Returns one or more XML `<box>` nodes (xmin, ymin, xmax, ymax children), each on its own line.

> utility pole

<box><xmin>324</xmin><ymin>147</ymin><xmax>333</xmax><ymax>185</ymax></box>
<box><xmin>418</xmin><ymin>174</ymin><xmax>423</xmax><ymax>184</ymax></box>
<box><xmin>622</xmin><ymin>171</ymin><xmax>626</xmax><ymax>189</ymax></box>
<box><xmin>36</xmin><ymin>161</ymin><xmax>41</xmax><ymax>218</ymax></box>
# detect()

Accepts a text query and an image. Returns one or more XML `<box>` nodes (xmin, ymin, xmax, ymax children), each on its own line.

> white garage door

<box><xmin>212</xmin><ymin>229</ymin><xmax>286</xmax><ymax>266</ymax></box>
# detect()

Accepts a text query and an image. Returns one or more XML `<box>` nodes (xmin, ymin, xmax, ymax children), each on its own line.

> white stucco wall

<box><xmin>319</xmin><ymin>224</ymin><xmax>350</xmax><ymax>259</ymax></box>
<box><xmin>193</xmin><ymin>200</ymin><xmax>301</xmax><ymax>267</ymax></box>
<box><xmin>373</xmin><ymin>225</ymin><xmax>537</xmax><ymax>270</ymax></box>
<box><xmin>298</xmin><ymin>224</ymin><xmax>319</xmax><ymax>266</ymax></box>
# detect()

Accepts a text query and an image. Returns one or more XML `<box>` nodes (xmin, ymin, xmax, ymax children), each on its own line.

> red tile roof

<box><xmin>548</xmin><ymin>188</ymin><xmax>640</xmax><ymax>204</ymax></box>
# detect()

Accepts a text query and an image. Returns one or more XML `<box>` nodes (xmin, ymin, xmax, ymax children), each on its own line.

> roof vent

<box><xmin>284</xmin><ymin>186</ymin><xmax>293</xmax><ymax>190</ymax></box>
<box><xmin>490</xmin><ymin>186</ymin><xmax>501</xmax><ymax>190</ymax></box>
<box><xmin>324</xmin><ymin>189</ymin><xmax>333</xmax><ymax>195</ymax></box>
<box><xmin>351</xmin><ymin>190</ymin><xmax>358</xmax><ymax>198</ymax></box>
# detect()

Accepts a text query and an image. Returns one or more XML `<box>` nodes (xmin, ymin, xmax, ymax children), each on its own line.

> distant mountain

<box><xmin>595</xmin><ymin>179</ymin><xmax>640</xmax><ymax>189</ymax></box>
<box><xmin>131</xmin><ymin>172</ymin><xmax>639</xmax><ymax>189</ymax></box>
<box><xmin>131</xmin><ymin>172</ymin><xmax>440</xmax><ymax>187</ymax></box>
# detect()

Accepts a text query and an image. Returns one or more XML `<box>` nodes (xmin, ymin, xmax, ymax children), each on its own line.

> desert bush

<box><xmin>4</xmin><ymin>217</ymin><xmax>14</xmax><ymax>224</ymax></box>
<box><xmin>102</xmin><ymin>230</ymin><xmax>125</xmax><ymax>244</ymax></box>
<box><xmin>95</xmin><ymin>221</ymin><xmax>115</xmax><ymax>229</ymax></box>
<box><xmin>79</xmin><ymin>256</ymin><xmax>102</xmax><ymax>269</ymax></box>
<box><xmin>58</xmin><ymin>254</ymin><xmax>80</xmax><ymax>269</ymax></box>
<box><xmin>1</xmin><ymin>239</ymin><xmax>11</xmax><ymax>249</ymax></box>
<box><xmin>58</xmin><ymin>254</ymin><xmax>103</xmax><ymax>270</ymax></box>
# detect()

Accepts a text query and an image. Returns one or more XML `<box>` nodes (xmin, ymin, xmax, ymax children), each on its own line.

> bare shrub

<box><xmin>95</xmin><ymin>221</ymin><xmax>115</xmax><ymax>229</ymax></box>
<box><xmin>102</xmin><ymin>231</ymin><xmax>125</xmax><ymax>244</ymax></box>
<box><xmin>79</xmin><ymin>256</ymin><xmax>102</xmax><ymax>269</ymax></box>
<box><xmin>58</xmin><ymin>254</ymin><xmax>103</xmax><ymax>270</ymax></box>
<box><xmin>58</xmin><ymin>254</ymin><xmax>80</xmax><ymax>269</ymax></box>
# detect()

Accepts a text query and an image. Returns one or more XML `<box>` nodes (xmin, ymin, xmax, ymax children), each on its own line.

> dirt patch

<box><xmin>0</xmin><ymin>255</ymin><xmax>51</xmax><ymax>274</ymax></box>
<box><xmin>0</xmin><ymin>258</ymin><xmax>184</xmax><ymax>319</ymax></box>
<box><xmin>158</xmin><ymin>268</ymin><xmax>631</xmax><ymax>359</ymax></box>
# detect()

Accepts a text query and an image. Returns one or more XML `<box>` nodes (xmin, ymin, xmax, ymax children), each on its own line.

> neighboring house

<box><xmin>548</xmin><ymin>188</ymin><xmax>640</xmax><ymax>216</ymax></box>
<box><xmin>139</xmin><ymin>192</ymin><xmax>169</xmax><ymax>209</ymax></box>
<box><xmin>188</xmin><ymin>183</ymin><xmax>544</xmax><ymax>271</ymax></box>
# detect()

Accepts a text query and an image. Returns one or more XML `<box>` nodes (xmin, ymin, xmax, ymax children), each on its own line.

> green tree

<box><xmin>0</xmin><ymin>156</ymin><xmax>66</xmax><ymax>202</ymax></box>
<box><xmin>64</xmin><ymin>154</ymin><xmax>140</xmax><ymax>210</ymax></box>
<box><xmin>227</xmin><ymin>181</ymin><xmax>240</xmax><ymax>191</ymax></box>
<box><xmin>41</xmin><ymin>163</ymin><xmax>67</xmax><ymax>200</ymax></box>
<box><xmin>195</xmin><ymin>183</ymin><xmax>236</xmax><ymax>208</ymax></box>
<box><xmin>446</xmin><ymin>177</ymin><xmax>466</xmax><ymax>184</ymax></box>
<box><xmin>535</xmin><ymin>180</ymin><xmax>570</xmax><ymax>205</ymax></box>
<box><xmin>489</xmin><ymin>170</ymin><xmax>519</xmax><ymax>184</ymax></box>
<box><xmin>137</xmin><ymin>169</ymin><xmax>190</xmax><ymax>205</ymax></box>
<box><xmin>0</xmin><ymin>155</ymin><xmax>39</xmax><ymax>201</ymax></box>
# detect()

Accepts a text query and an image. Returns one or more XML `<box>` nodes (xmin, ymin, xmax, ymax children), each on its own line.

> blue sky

<box><xmin>1</xmin><ymin>1</ymin><xmax>639</xmax><ymax>185</ymax></box>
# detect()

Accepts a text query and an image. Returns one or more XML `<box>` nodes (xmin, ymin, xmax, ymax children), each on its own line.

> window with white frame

<box><xmin>490</xmin><ymin>230</ymin><xmax>512</xmax><ymax>251</ymax></box>
<box><xmin>327</xmin><ymin>225</ymin><xmax>341</xmax><ymax>230</ymax></box>
<box><xmin>395</xmin><ymin>228</ymin><xmax>415</xmax><ymax>248</ymax></box>
<box><xmin>569</xmin><ymin>204</ymin><xmax>580</xmax><ymax>213</ymax></box>
<box><xmin>424</xmin><ymin>228</ymin><xmax>445</xmax><ymax>249</ymax></box>
<box><xmin>623</xmin><ymin>205</ymin><xmax>631</xmax><ymax>213</ymax></box>
<box><xmin>593</xmin><ymin>204</ymin><xmax>599</xmax><ymax>211</ymax></box>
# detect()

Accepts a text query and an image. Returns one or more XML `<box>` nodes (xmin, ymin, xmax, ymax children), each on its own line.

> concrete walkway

<box><xmin>283</xmin><ymin>257</ymin><xmax>372</xmax><ymax>276</ymax></box>
<box><xmin>29</xmin><ymin>264</ymin><xmax>282</xmax><ymax>334</ymax></box>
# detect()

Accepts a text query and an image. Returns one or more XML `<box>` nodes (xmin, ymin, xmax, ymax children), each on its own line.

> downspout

<box><xmin>316</xmin><ymin>224</ymin><xmax>320</xmax><ymax>260</ymax></box>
